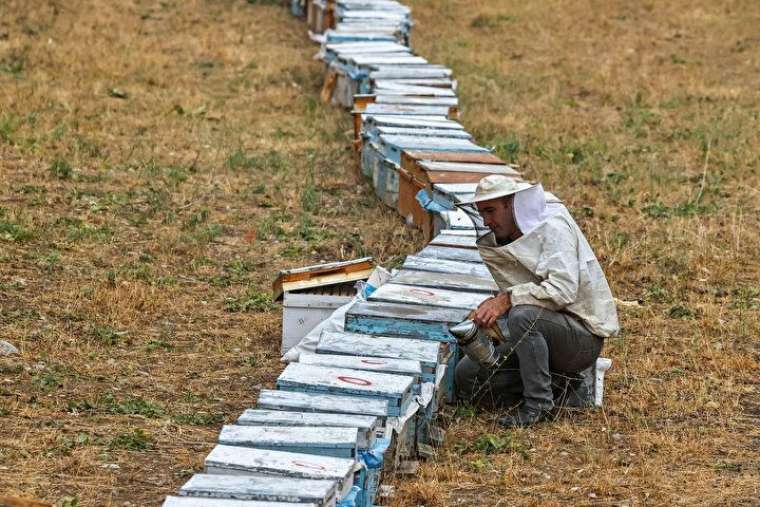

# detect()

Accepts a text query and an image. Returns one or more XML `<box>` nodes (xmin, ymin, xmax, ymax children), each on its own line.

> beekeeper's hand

<box><xmin>473</xmin><ymin>293</ymin><xmax>511</xmax><ymax>328</ymax></box>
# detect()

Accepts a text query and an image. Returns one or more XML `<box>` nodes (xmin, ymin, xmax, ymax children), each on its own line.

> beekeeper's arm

<box><xmin>508</xmin><ymin>220</ymin><xmax>580</xmax><ymax>310</ymax></box>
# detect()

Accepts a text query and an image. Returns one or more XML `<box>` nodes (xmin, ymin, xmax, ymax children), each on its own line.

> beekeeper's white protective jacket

<box><xmin>475</xmin><ymin>185</ymin><xmax>620</xmax><ymax>338</ymax></box>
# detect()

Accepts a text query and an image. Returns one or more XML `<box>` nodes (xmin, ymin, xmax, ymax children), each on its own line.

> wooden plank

<box><xmin>372</xmin><ymin>82</ymin><xmax>456</xmax><ymax>96</ymax></box>
<box><xmin>361</xmin><ymin>104</ymin><xmax>450</xmax><ymax>116</ymax></box>
<box><xmin>205</xmin><ymin>445</ymin><xmax>355</xmax><ymax>483</ymax></box>
<box><xmin>401</xmin><ymin>255</ymin><xmax>491</xmax><ymax>278</ymax></box>
<box><xmin>218</xmin><ymin>425</ymin><xmax>359</xmax><ymax>459</ymax></box>
<box><xmin>416</xmin><ymin>245</ymin><xmax>483</xmax><ymax>264</ymax></box>
<box><xmin>368</xmin><ymin>282</ymin><xmax>488</xmax><ymax>310</ymax></box>
<box><xmin>273</xmin><ymin>258</ymin><xmax>373</xmax><ymax>300</ymax></box>
<box><xmin>418</xmin><ymin>161</ymin><xmax>520</xmax><ymax>175</ymax></box>
<box><xmin>256</xmin><ymin>389</ymin><xmax>391</xmax><ymax>418</ymax></box>
<box><xmin>379</xmin><ymin>134</ymin><xmax>487</xmax><ymax>153</ymax></box>
<box><xmin>277</xmin><ymin>363</ymin><xmax>414</xmax><ymax>402</ymax></box>
<box><xmin>237</xmin><ymin>410</ymin><xmax>378</xmax><ymax>450</ymax></box>
<box><xmin>390</xmin><ymin>269</ymin><xmax>498</xmax><ymax>294</ymax></box>
<box><xmin>317</xmin><ymin>331</ymin><xmax>446</xmax><ymax>373</ymax></box>
<box><xmin>279</xmin><ymin>268</ymin><xmax>372</xmax><ymax>296</ymax></box>
<box><xmin>299</xmin><ymin>352</ymin><xmax>422</xmax><ymax>380</ymax></box>
<box><xmin>164</xmin><ymin>497</ymin><xmax>317</xmax><ymax>507</ymax></box>
<box><xmin>429</xmin><ymin>233</ymin><xmax>477</xmax><ymax>248</ymax></box>
<box><xmin>369</xmin><ymin>66</ymin><xmax>452</xmax><ymax>79</ymax></box>
<box><xmin>344</xmin><ymin>300</ymin><xmax>468</xmax><ymax>342</ymax></box>
<box><xmin>375</xmin><ymin>96</ymin><xmax>459</xmax><ymax>107</ymax></box>
<box><xmin>372</xmin><ymin>126</ymin><xmax>471</xmax><ymax>139</ymax></box>
<box><xmin>178</xmin><ymin>474</ymin><xmax>336</xmax><ymax>505</ymax></box>
<box><xmin>364</xmin><ymin>116</ymin><xmax>464</xmax><ymax>130</ymax></box>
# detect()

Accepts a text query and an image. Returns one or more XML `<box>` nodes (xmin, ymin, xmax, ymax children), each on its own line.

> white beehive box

<box><xmin>274</xmin><ymin>258</ymin><xmax>375</xmax><ymax>355</ymax></box>
<box><xmin>282</xmin><ymin>289</ymin><xmax>354</xmax><ymax>354</ymax></box>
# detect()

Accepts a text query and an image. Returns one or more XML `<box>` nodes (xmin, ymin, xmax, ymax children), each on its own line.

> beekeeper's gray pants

<box><xmin>454</xmin><ymin>304</ymin><xmax>603</xmax><ymax>410</ymax></box>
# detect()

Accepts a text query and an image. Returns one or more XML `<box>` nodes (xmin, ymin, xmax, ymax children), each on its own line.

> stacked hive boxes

<box><xmin>162</xmin><ymin>1</ymin><xmax>613</xmax><ymax>505</ymax></box>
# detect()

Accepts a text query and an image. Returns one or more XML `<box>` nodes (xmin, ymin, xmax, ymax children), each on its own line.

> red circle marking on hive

<box><xmin>291</xmin><ymin>460</ymin><xmax>327</xmax><ymax>471</ymax></box>
<box><xmin>360</xmin><ymin>359</ymin><xmax>387</xmax><ymax>365</ymax></box>
<box><xmin>410</xmin><ymin>288</ymin><xmax>436</xmax><ymax>297</ymax></box>
<box><xmin>337</xmin><ymin>375</ymin><xmax>372</xmax><ymax>386</ymax></box>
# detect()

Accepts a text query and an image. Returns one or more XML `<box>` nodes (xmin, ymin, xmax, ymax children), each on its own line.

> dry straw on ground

<box><xmin>1</xmin><ymin>0</ymin><xmax>758</xmax><ymax>506</ymax></box>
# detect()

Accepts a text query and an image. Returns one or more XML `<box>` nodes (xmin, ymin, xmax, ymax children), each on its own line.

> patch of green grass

<box><xmin>49</xmin><ymin>158</ymin><xmax>74</xmax><ymax>179</ymax></box>
<box><xmin>0</xmin><ymin>113</ymin><xmax>18</xmax><ymax>143</ymax></box>
<box><xmin>33</xmin><ymin>370</ymin><xmax>64</xmax><ymax>392</ymax></box>
<box><xmin>100</xmin><ymin>393</ymin><xmax>164</xmax><ymax>418</ymax></box>
<box><xmin>108</xmin><ymin>429</ymin><xmax>151</xmax><ymax>451</ymax></box>
<box><xmin>493</xmin><ymin>134</ymin><xmax>521</xmax><ymax>163</ymax></box>
<box><xmin>298</xmin><ymin>215</ymin><xmax>329</xmax><ymax>242</ymax></box>
<box><xmin>466</xmin><ymin>433</ymin><xmax>530</xmax><ymax>460</ymax></box>
<box><xmin>470</xmin><ymin>13</ymin><xmax>516</xmax><ymax>29</ymax></box>
<box><xmin>643</xmin><ymin>201</ymin><xmax>713</xmax><ymax>219</ymax></box>
<box><xmin>173</xmin><ymin>412</ymin><xmax>225</xmax><ymax>426</ymax></box>
<box><xmin>225</xmin><ymin>148</ymin><xmax>286</xmax><ymax>173</ymax></box>
<box><xmin>0</xmin><ymin>48</ymin><xmax>26</xmax><ymax>77</ymax></box>
<box><xmin>728</xmin><ymin>287</ymin><xmax>759</xmax><ymax>310</ymax></box>
<box><xmin>0</xmin><ymin>208</ymin><xmax>35</xmax><ymax>242</ymax></box>
<box><xmin>668</xmin><ymin>304</ymin><xmax>695</xmax><ymax>319</ymax></box>
<box><xmin>301</xmin><ymin>185</ymin><xmax>322</xmax><ymax>213</ymax></box>
<box><xmin>146</xmin><ymin>339</ymin><xmax>173</xmax><ymax>352</ymax></box>
<box><xmin>225</xmin><ymin>289</ymin><xmax>277</xmax><ymax>313</ymax></box>
<box><xmin>92</xmin><ymin>325</ymin><xmax>125</xmax><ymax>345</ymax></box>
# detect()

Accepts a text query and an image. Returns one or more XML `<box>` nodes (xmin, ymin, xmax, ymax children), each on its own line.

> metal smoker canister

<box><xmin>449</xmin><ymin>319</ymin><xmax>501</xmax><ymax>369</ymax></box>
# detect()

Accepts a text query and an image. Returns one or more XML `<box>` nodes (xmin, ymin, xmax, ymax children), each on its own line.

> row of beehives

<box><xmin>159</xmin><ymin>6</ymin><xmax>453</xmax><ymax>507</ymax></box>
<box><xmin>161</xmin><ymin>1</ymin><xmax>613</xmax><ymax>505</ymax></box>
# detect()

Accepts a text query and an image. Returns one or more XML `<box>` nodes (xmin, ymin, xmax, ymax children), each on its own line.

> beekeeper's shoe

<box><xmin>498</xmin><ymin>405</ymin><xmax>552</xmax><ymax>428</ymax></box>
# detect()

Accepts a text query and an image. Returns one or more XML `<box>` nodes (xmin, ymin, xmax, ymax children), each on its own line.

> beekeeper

<box><xmin>454</xmin><ymin>175</ymin><xmax>619</xmax><ymax>428</ymax></box>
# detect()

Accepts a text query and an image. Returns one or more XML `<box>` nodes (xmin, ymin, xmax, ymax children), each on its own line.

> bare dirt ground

<box><xmin>0</xmin><ymin>0</ymin><xmax>758</xmax><ymax>506</ymax></box>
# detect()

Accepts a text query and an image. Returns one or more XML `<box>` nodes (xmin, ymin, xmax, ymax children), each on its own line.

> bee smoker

<box><xmin>449</xmin><ymin>319</ymin><xmax>502</xmax><ymax>369</ymax></box>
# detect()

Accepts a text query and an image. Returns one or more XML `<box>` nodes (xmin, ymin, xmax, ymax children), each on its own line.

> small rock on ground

<box><xmin>0</xmin><ymin>340</ymin><xmax>19</xmax><ymax>356</ymax></box>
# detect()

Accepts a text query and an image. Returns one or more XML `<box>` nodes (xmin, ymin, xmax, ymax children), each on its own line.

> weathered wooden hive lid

<box><xmin>419</xmin><ymin>160</ymin><xmax>520</xmax><ymax>175</ymax></box>
<box><xmin>272</xmin><ymin>257</ymin><xmax>373</xmax><ymax>301</ymax></box>
<box><xmin>317</xmin><ymin>330</ymin><xmax>444</xmax><ymax>367</ymax></box>
<box><xmin>370</xmin><ymin>65</ymin><xmax>453</xmax><ymax>78</ymax></box>
<box><xmin>277</xmin><ymin>363</ymin><xmax>414</xmax><ymax>400</ymax></box>
<box><xmin>372</xmin><ymin>82</ymin><xmax>457</xmax><ymax>96</ymax></box>
<box><xmin>205</xmin><ymin>445</ymin><xmax>356</xmax><ymax>481</ymax></box>
<box><xmin>345</xmin><ymin>299</ymin><xmax>471</xmax><ymax>326</ymax></box>
<box><xmin>219</xmin><ymin>425</ymin><xmax>360</xmax><ymax>451</ymax></box>
<box><xmin>429</xmin><ymin>232</ymin><xmax>478</xmax><ymax>249</ymax></box>
<box><xmin>390</xmin><ymin>268</ymin><xmax>498</xmax><ymax>294</ymax></box>
<box><xmin>367</xmin><ymin>282</ymin><xmax>489</xmax><ymax>310</ymax></box>
<box><xmin>348</xmin><ymin>54</ymin><xmax>427</xmax><ymax>66</ymax></box>
<box><xmin>364</xmin><ymin>115</ymin><xmax>463</xmax><ymax>129</ymax></box>
<box><xmin>299</xmin><ymin>351</ymin><xmax>422</xmax><ymax>377</ymax></box>
<box><xmin>378</xmin><ymin>134</ymin><xmax>487</xmax><ymax>152</ymax></box>
<box><xmin>164</xmin><ymin>496</ymin><xmax>317</xmax><ymax>507</ymax></box>
<box><xmin>372</xmin><ymin>126</ymin><xmax>471</xmax><ymax>139</ymax></box>
<box><xmin>402</xmin><ymin>254</ymin><xmax>491</xmax><ymax>278</ymax></box>
<box><xmin>359</xmin><ymin>104</ymin><xmax>450</xmax><ymax>116</ymax></box>
<box><xmin>256</xmin><ymin>389</ymin><xmax>391</xmax><ymax>417</ymax></box>
<box><xmin>375</xmin><ymin>95</ymin><xmax>459</xmax><ymax>107</ymax></box>
<box><xmin>179</xmin><ymin>473</ymin><xmax>336</xmax><ymax>505</ymax></box>
<box><xmin>416</xmin><ymin>244</ymin><xmax>483</xmax><ymax>264</ymax></box>
<box><xmin>325</xmin><ymin>42</ymin><xmax>409</xmax><ymax>53</ymax></box>
<box><xmin>237</xmin><ymin>409</ymin><xmax>379</xmax><ymax>433</ymax></box>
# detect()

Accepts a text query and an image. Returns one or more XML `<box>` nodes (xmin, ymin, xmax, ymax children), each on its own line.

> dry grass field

<box><xmin>0</xmin><ymin>0</ymin><xmax>758</xmax><ymax>506</ymax></box>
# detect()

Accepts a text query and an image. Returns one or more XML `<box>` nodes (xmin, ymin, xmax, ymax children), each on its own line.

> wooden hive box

<box><xmin>299</xmin><ymin>352</ymin><xmax>422</xmax><ymax>388</ymax></box>
<box><xmin>396</xmin><ymin>150</ymin><xmax>508</xmax><ymax>238</ymax></box>
<box><xmin>178</xmin><ymin>474</ymin><xmax>337</xmax><ymax>506</ymax></box>
<box><xmin>415</xmin><ymin>244</ymin><xmax>483</xmax><ymax>264</ymax></box>
<box><xmin>164</xmin><ymin>497</ymin><xmax>316</xmax><ymax>507</ymax></box>
<box><xmin>401</xmin><ymin>254</ymin><xmax>492</xmax><ymax>278</ymax></box>
<box><xmin>218</xmin><ymin>425</ymin><xmax>359</xmax><ymax>460</ymax></box>
<box><xmin>276</xmin><ymin>363</ymin><xmax>415</xmax><ymax>417</ymax></box>
<box><xmin>273</xmin><ymin>258</ymin><xmax>373</xmax><ymax>354</ymax></box>
<box><xmin>255</xmin><ymin>389</ymin><xmax>392</xmax><ymax>424</ymax></box>
<box><xmin>390</xmin><ymin>268</ymin><xmax>498</xmax><ymax>294</ymax></box>
<box><xmin>236</xmin><ymin>409</ymin><xmax>380</xmax><ymax>451</ymax></box>
<box><xmin>428</xmin><ymin>231</ymin><xmax>478</xmax><ymax>249</ymax></box>
<box><xmin>317</xmin><ymin>330</ymin><xmax>449</xmax><ymax>382</ymax></box>
<box><xmin>343</xmin><ymin>300</ymin><xmax>469</xmax><ymax>403</ymax></box>
<box><xmin>367</xmin><ymin>282</ymin><xmax>489</xmax><ymax>311</ymax></box>
<box><xmin>204</xmin><ymin>445</ymin><xmax>357</xmax><ymax>499</ymax></box>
